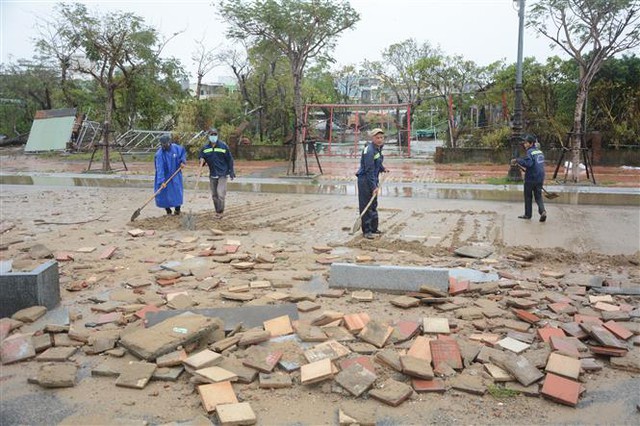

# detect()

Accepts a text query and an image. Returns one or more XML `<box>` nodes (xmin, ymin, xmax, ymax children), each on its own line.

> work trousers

<box><xmin>209</xmin><ymin>176</ymin><xmax>228</xmax><ymax>214</ymax></box>
<box><xmin>357</xmin><ymin>176</ymin><xmax>378</xmax><ymax>234</ymax></box>
<box><xmin>523</xmin><ymin>181</ymin><xmax>545</xmax><ymax>218</ymax></box>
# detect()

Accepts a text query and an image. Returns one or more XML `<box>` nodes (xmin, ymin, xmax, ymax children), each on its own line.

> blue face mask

<box><xmin>208</xmin><ymin>135</ymin><xmax>218</xmax><ymax>143</ymax></box>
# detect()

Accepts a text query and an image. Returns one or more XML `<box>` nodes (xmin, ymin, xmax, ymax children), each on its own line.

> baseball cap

<box><xmin>369</xmin><ymin>128</ymin><xmax>384</xmax><ymax>137</ymax></box>
<box><xmin>520</xmin><ymin>133</ymin><xmax>537</xmax><ymax>143</ymax></box>
<box><xmin>208</xmin><ymin>127</ymin><xmax>218</xmax><ymax>135</ymax></box>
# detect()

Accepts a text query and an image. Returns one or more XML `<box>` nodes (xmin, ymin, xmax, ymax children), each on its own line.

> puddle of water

<box><xmin>1</xmin><ymin>174</ymin><xmax>638</xmax><ymax>206</ymax></box>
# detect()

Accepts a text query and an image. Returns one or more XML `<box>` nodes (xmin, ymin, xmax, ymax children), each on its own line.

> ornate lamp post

<box><xmin>507</xmin><ymin>0</ymin><xmax>525</xmax><ymax>181</ymax></box>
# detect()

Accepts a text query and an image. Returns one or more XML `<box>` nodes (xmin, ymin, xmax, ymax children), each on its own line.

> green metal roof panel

<box><xmin>24</xmin><ymin>116</ymin><xmax>76</xmax><ymax>152</ymax></box>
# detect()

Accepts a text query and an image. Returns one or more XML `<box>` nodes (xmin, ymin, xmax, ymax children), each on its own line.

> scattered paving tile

<box><xmin>580</xmin><ymin>358</ymin><xmax>603</xmax><ymax>372</ymax></box>
<box><xmin>603</xmin><ymin>320</ymin><xmax>633</xmax><ymax>340</ymax></box>
<box><xmin>408</xmin><ymin>336</ymin><xmax>433</xmax><ymax>362</ymax></box>
<box><xmin>216</xmin><ymin>402</ymin><xmax>256</xmax><ymax>425</ymax></box>
<box><xmin>259</xmin><ymin>372</ymin><xmax>293</xmax><ymax>389</ymax></box>
<box><xmin>423</xmin><ymin>317</ymin><xmax>450</xmax><ymax>334</ymax></box>
<box><xmin>430</xmin><ymin>337</ymin><xmax>462</xmax><ymax>370</ymax></box>
<box><xmin>198</xmin><ymin>381</ymin><xmax>238</xmax><ymax>413</ymax></box>
<box><xmin>339</xmin><ymin>356</ymin><xmax>376</xmax><ymax>374</ymax></box>
<box><xmin>115</xmin><ymin>361</ymin><xmax>156</xmax><ymax>389</ymax></box>
<box><xmin>593</xmin><ymin>301</ymin><xmax>620</xmax><ymax>312</ymax></box>
<box><xmin>391</xmin><ymin>295</ymin><xmax>420</xmax><ymax>308</ymax></box>
<box><xmin>36</xmin><ymin>362</ymin><xmax>78</xmax><ymax>388</ymax></box>
<box><xmin>484</xmin><ymin>363</ymin><xmax>514</xmax><ymax>382</ymax></box>
<box><xmin>391</xmin><ymin>320</ymin><xmax>420</xmax><ymax>343</ymax></box>
<box><xmin>347</xmin><ymin>342</ymin><xmax>378</xmax><ymax>354</ymax></box>
<box><xmin>351</xmin><ymin>290</ymin><xmax>374</xmax><ymax>302</ymax></box>
<box><xmin>297</xmin><ymin>300</ymin><xmax>321</xmax><ymax>312</ymax></box>
<box><xmin>343</xmin><ymin>312</ymin><xmax>370</xmax><ymax>333</ymax></box>
<box><xmin>335</xmin><ymin>362</ymin><xmax>377</xmax><ymax>397</ymax></box>
<box><xmin>304</xmin><ymin>340</ymin><xmax>351</xmax><ymax>363</ymax></box>
<box><xmin>609</xmin><ymin>350</ymin><xmax>640</xmax><ymax>373</ymax></box>
<box><xmin>301</xmin><ymin>358</ymin><xmax>334</xmax><ymax>385</ymax></box>
<box><xmin>12</xmin><ymin>306</ymin><xmax>47</xmax><ymax>323</ymax></box>
<box><xmin>152</xmin><ymin>366</ymin><xmax>184</xmax><ymax>382</ymax></box>
<box><xmin>448</xmin><ymin>277</ymin><xmax>469</xmax><ymax>295</ymax></box>
<box><xmin>412</xmin><ymin>378</ymin><xmax>446</xmax><ymax>393</ymax></box>
<box><xmin>549</xmin><ymin>336</ymin><xmax>580</xmax><ymax>359</ymax></box>
<box><xmin>238</xmin><ymin>330</ymin><xmax>271</xmax><ymax>346</ymax></box>
<box><xmin>537</xmin><ymin>326</ymin><xmax>566</xmax><ymax>343</ymax></box>
<box><xmin>450</xmin><ymin>373</ymin><xmax>486</xmax><ymax>395</ymax></box>
<box><xmin>1</xmin><ymin>333</ymin><xmax>36</xmax><ymax>364</ymax></box>
<box><xmin>194</xmin><ymin>366</ymin><xmax>238</xmax><ymax>383</ymax></box>
<box><xmin>400</xmin><ymin>355</ymin><xmax>434</xmax><ymax>379</ymax></box>
<box><xmin>218</xmin><ymin>357</ymin><xmax>258</xmax><ymax>384</ymax></box>
<box><xmin>497</xmin><ymin>337</ymin><xmax>530</xmax><ymax>354</ymax></box>
<box><xmin>36</xmin><ymin>346</ymin><xmax>77</xmax><ymax>362</ymax></box>
<box><xmin>490</xmin><ymin>353</ymin><xmax>544</xmax><ymax>387</ymax></box>
<box><xmin>184</xmin><ymin>349</ymin><xmax>223</xmax><ymax>372</ymax></box>
<box><xmin>540</xmin><ymin>372</ymin><xmax>581</xmax><ymax>406</ymax></box>
<box><xmin>375</xmin><ymin>349</ymin><xmax>402</xmax><ymax>372</ymax></box>
<box><xmin>263</xmin><ymin>315</ymin><xmax>293</xmax><ymax>337</ymax></box>
<box><xmin>580</xmin><ymin>323</ymin><xmax>626</xmax><ymax>349</ymax></box>
<box><xmin>242</xmin><ymin>346</ymin><xmax>283</xmax><ymax>373</ymax></box>
<box><xmin>546</xmin><ymin>353</ymin><xmax>581</xmax><ymax>379</ymax></box>
<box><xmin>311</xmin><ymin>310</ymin><xmax>344</xmax><ymax>326</ymax></box>
<box><xmin>358</xmin><ymin>320</ymin><xmax>393</xmax><ymax>348</ymax></box>
<box><xmin>512</xmin><ymin>308</ymin><xmax>541</xmax><ymax>324</ymax></box>
<box><xmin>369</xmin><ymin>378</ymin><xmax>413</xmax><ymax>406</ymax></box>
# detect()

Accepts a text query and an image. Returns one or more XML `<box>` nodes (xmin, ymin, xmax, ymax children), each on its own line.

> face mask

<box><xmin>208</xmin><ymin>135</ymin><xmax>218</xmax><ymax>143</ymax></box>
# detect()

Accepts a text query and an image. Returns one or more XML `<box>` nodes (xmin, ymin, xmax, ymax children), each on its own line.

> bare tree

<box><xmin>530</xmin><ymin>0</ymin><xmax>640</xmax><ymax>182</ymax></box>
<box><xmin>191</xmin><ymin>35</ymin><xmax>221</xmax><ymax>100</ymax></box>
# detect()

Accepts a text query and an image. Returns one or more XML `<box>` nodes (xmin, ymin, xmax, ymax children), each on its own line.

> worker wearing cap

<box><xmin>199</xmin><ymin>127</ymin><xmax>235</xmax><ymax>218</ymax></box>
<box><xmin>154</xmin><ymin>134</ymin><xmax>186</xmax><ymax>215</ymax></box>
<box><xmin>355</xmin><ymin>127</ymin><xmax>389</xmax><ymax>239</ymax></box>
<box><xmin>511</xmin><ymin>133</ymin><xmax>547</xmax><ymax>222</ymax></box>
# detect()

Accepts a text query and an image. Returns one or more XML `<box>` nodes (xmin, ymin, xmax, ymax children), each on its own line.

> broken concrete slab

<box><xmin>369</xmin><ymin>378</ymin><xmax>413</xmax><ymax>407</ymax></box>
<box><xmin>115</xmin><ymin>361</ymin><xmax>156</xmax><ymax>389</ymax></box>
<box><xmin>119</xmin><ymin>313</ymin><xmax>220</xmax><ymax>361</ymax></box>
<box><xmin>12</xmin><ymin>305</ymin><xmax>47</xmax><ymax>323</ymax></box>
<box><xmin>453</xmin><ymin>246</ymin><xmax>493</xmax><ymax>259</ymax></box>
<box><xmin>198</xmin><ymin>381</ymin><xmax>238</xmax><ymax>413</ymax></box>
<box><xmin>216</xmin><ymin>402</ymin><xmax>256</xmax><ymax>425</ymax></box>
<box><xmin>1</xmin><ymin>333</ymin><xmax>36</xmax><ymax>364</ymax></box>
<box><xmin>145</xmin><ymin>304</ymin><xmax>298</xmax><ymax>332</ymax></box>
<box><xmin>36</xmin><ymin>346</ymin><xmax>76</xmax><ymax>362</ymax></box>
<box><xmin>258</xmin><ymin>372</ymin><xmax>292</xmax><ymax>389</ymax></box>
<box><xmin>335</xmin><ymin>362</ymin><xmax>377</xmax><ymax>397</ymax></box>
<box><xmin>490</xmin><ymin>353</ymin><xmax>544</xmax><ymax>387</ymax></box>
<box><xmin>0</xmin><ymin>260</ymin><xmax>60</xmax><ymax>318</ymax></box>
<box><xmin>329</xmin><ymin>263</ymin><xmax>449</xmax><ymax>293</ymax></box>
<box><xmin>36</xmin><ymin>362</ymin><xmax>77</xmax><ymax>388</ymax></box>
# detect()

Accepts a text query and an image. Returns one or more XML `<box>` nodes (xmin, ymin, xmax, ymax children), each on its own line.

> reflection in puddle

<box><xmin>1</xmin><ymin>174</ymin><xmax>637</xmax><ymax>206</ymax></box>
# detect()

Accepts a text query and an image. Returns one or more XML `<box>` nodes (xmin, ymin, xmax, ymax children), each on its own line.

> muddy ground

<box><xmin>0</xmin><ymin>154</ymin><xmax>639</xmax><ymax>425</ymax></box>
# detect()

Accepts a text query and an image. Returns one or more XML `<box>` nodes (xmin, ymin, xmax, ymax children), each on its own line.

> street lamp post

<box><xmin>508</xmin><ymin>0</ymin><xmax>525</xmax><ymax>181</ymax></box>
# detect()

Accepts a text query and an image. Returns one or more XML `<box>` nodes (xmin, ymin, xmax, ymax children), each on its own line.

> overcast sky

<box><xmin>1</xmin><ymin>0</ymin><xmax>559</xmax><ymax>82</ymax></box>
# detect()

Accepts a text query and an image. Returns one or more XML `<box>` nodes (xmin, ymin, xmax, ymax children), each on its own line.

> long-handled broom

<box><xmin>350</xmin><ymin>174</ymin><xmax>387</xmax><ymax>234</ymax></box>
<box><xmin>182</xmin><ymin>161</ymin><xmax>205</xmax><ymax>230</ymax></box>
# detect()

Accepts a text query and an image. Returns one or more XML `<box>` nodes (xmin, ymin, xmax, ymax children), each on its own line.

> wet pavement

<box><xmin>1</xmin><ymin>151</ymin><xmax>639</xmax><ymax>206</ymax></box>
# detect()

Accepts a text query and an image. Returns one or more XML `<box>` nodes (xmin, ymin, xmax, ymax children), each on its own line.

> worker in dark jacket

<box><xmin>198</xmin><ymin>127</ymin><xmax>235</xmax><ymax>218</ymax></box>
<box><xmin>355</xmin><ymin>127</ymin><xmax>388</xmax><ymax>239</ymax></box>
<box><xmin>512</xmin><ymin>133</ymin><xmax>547</xmax><ymax>222</ymax></box>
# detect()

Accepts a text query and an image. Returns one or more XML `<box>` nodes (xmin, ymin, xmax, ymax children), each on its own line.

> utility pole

<box><xmin>507</xmin><ymin>0</ymin><xmax>525</xmax><ymax>181</ymax></box>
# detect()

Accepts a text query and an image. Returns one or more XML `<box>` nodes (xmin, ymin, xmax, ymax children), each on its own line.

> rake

<box><xmin>182</xmin><ymin>162</ymin><xmax>205</xmax><ymax>230</ymax></box>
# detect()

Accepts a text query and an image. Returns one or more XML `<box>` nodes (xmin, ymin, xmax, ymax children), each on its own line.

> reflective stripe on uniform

<box><xmin>203</xmin><ymin>148</ymin><xmax>213</xmax><ymax>153</ymax></box>
<box><xmin>214</xmin><ymin>148</ymin><xmax>226</xmax><ymax>153</ymax></box>
<box><xmin>374</xmin><ymin>153</ymin><xmax>380</xmax><ymax>160</ymax></box>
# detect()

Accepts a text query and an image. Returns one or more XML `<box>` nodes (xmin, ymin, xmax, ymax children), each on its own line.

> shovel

<box><xmin>130</xmin><ymin>164</ymin><xmax>184</xmax><ymax>222</ymax></box>
<box><xmin>542</xmin><ymin>187</ymin><xmax>559</xmax><ymax>200</ymax></box>
<box><xmin>516</xmin><ymin>164</ymin><xmax>558</xmax><ymax>200</ymax></box>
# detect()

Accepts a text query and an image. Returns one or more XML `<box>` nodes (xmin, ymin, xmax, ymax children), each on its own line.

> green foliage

<box><xmin>487</xmin><ymin>385</ymin><xmax>519</xmax><ymax>398</ymax></box>
<box><xmin>479</xmin><ymin>126</ymin><xmax>513</xmax><ymax>149</ymax></box>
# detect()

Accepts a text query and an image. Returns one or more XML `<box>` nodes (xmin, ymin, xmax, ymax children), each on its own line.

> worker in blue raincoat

<box><xmin>355</xmin><ymin>127</ymin><xmax>389</xmax><ymax>239</ymax></box>
<box><xmin>154</xmin><ymin>134</ymin><xmax>187</xmax><ymax>215</ymax></box>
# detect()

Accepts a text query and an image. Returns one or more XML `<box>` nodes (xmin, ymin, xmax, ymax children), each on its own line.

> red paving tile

<box><xmin>429</xmin><ymin>338</ymin><xmax>462</xmax><ymax>370</ymax></box>
<box><xmin>541</xmin><ymin>373</ymin><xmax>581</xmax><ymax>407</ymax></box>
<box><xmin>537</xmin><ymin>326</ymin><xmax>566</xmax><ymax>343</ymax></box>
<box><xmin>603</xmin><ymin>321</ymin><xmax>633</xmax><ymax>340</ymax></box>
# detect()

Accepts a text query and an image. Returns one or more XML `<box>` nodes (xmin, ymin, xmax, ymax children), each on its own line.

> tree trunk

<box><xmin>570</xmin><ymin>82</ymin><xmax>588</xmax><ymax>182</ymax></box>
<box><xmin>195</xmin><ymin>74</ymin><xmax>203</xmax><ymax>100</ymax></box>
<box><xmin>291</xmin><ymin>61</ymin><xmax>306</xmax><ymax>175</ymax></box>
<box><xmin>101</xmin><ymin>85</ymin><xmax>114</xmax><ymax>172</ymax></box>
